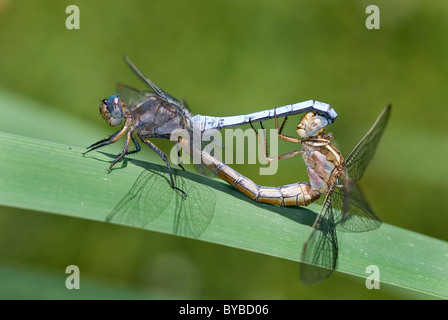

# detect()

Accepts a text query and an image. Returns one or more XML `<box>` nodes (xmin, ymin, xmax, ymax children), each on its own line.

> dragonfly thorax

<box><xmin>131</xmin><ymin>96</ymin><xmax>191</xmax><ymax>138</ymax></box>
<box><xmin>301</xmin><ymin>137</ymin><xmax>345</xmax><ymax>194</ymax></box>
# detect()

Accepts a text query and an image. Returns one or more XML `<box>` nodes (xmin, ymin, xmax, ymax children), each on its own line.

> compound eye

<box><xmin>99</xmin><ymin>94</ymin><xmax>124</xmax><ymax>127</ymax></box>
<box><xmin>305</xmin><ymin>115</ymin><xmax>328</xmax><ymax>136</ymax></box>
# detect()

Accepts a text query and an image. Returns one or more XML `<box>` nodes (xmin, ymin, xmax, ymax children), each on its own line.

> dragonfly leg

<box><xmin>83</xmin><ymin>125</ymin><xmax>129</xmax><ymax>156</ymax></box>
<box><xmin>249</xmin><ymin>120</ymin><xmax>270</xmax><ymax>159</ymax></box>
<box><xmin>275</xmin><ymin>112</ymin><xmax>301</xmax><ymax>144</ymax></box>
<box><xmin>177</xmin><ymin>149</ymin><xmax>186</xmax><ymax>171</ymax></box>
<box><xmin>138</xmin><ymin>134</ymin><xmax>187</xmax><ymax>198</ymax></box>
<box><xmin>122</xmin><ymin>135</ymin><xmax>141</xmax><ymax>156</ymax></box>
<box><xmin>250</xmin><ymin>118</ymin><xmax>303</xmax><ymax>163</ymax></box>
<box><xmin>107</xmin><ymin>130</ymin><xmax>134</xmax><ymax>171</ymax></box>
<box><xmin>173</xmin><ymin>141</ymin><xmax>186</xmax><ymax>171</ymax></box>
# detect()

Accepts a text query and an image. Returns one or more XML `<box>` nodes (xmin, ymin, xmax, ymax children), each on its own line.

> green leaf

<box><xmin>0</xmin><ymin>131</ymin><xmax>447</xmax><ymax>298</ymax></box>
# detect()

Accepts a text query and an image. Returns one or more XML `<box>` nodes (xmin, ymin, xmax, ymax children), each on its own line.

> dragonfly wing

<box><xmin>106</xmin><ymin>170</ymin><xmax>174</xmax><ymax>227</ymax></box>
<box><xmin>172</xmin><ymin>175</ymin><xmax>216</xmax><ymax>238</ymax></box>
<box><xmin>117</xmin><ymin>83</ymin><xmax>193</xmax><ymax>124</ymax></box>
<box><xmin>346</xmin><ymin>105</ymin><xmax>391</xmax><ymax>181</ymax></box>
<box><xmin>332</xmin><ymin>180</ymin><xmax>381</xmax><ymax>232</ymax></box>
<box><xmin>300</xmin><ymin>191</ymin><xmax>338</xmax><ymax>284</ymax></box>
<box><xmin>116</xmin><ymin>82</ymin><xmax>154</xmax><ymax>109</ymax></box>
<box><xmin>180</xmin><ymin>99</ymin><xmax>194</xmax><ymax>117</ymax></box>
<box><xmin>123</xmin><ymin>55</ymin><xmax>182</xmax><ymax>108</ymax></box>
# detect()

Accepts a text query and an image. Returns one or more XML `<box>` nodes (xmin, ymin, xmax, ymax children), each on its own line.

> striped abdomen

<box><xmin>200</xmin><ymin>150</ymin><xmax>320</xmax><ymax>206</ymax></box>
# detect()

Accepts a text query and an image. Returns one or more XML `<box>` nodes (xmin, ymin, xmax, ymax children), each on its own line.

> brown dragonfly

<box><xmin>180</xmin><ymin>105</ymin><xmax>391</xmax><ymax>283</ymax></box>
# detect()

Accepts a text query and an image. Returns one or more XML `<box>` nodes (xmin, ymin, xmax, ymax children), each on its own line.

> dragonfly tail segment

<box><xmin>184</xmin><ymin>145</ymin><xmax>321</xmax><ymax>206</ymax></box>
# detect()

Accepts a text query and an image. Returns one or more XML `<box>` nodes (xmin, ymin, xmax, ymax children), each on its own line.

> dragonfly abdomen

<box><xmin>200</xmin><ymin>151</ymin><xmax>320</xmax><ymax>206</ymax></box>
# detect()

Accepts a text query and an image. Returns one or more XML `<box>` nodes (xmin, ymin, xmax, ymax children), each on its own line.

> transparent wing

<box><xmin>180</xmin><ymin>99</ymin><xmax>194</xmax><ymax>117</ymax></box>
<box><xmin>300</xmin><ymin>191</ymin><xmax>338</xmax><ymax>284</ymax></box>
<box><xmin>116</xmin><ymin>82</ymin><xmax>154</xmax><ymax>109</ymax></box>
<box><xmin>172</xmin><ymin>175</ymin><xmax>216</xmax><ymax>238</ymax></box>
<box><xmin>106</xmin><ymin>168</ymin><xmax>215</xmax><ymax>237</ymax></box>
<box><xmin>117</xmin><ymin>82</ymin><xmax>193</xmax><ymax>127</ymax></box>
<box><xmin>123</xmin><ymin>55</ymin><xmax>182</xmax><ymax>107</ymax></box>
<box><xmin>106</xmin><ymin>170</ymin><xmax>174</xmax><ymax>226</ymax></box>
<box><xmin>346</xmin><ymin>105</ymin><xmax>391</xmax><ymax>181</ymax></box>
<box><xmin>331</xmin><ymin>179</ymin><xmax>381</xmax><ymax>232</ymax></box>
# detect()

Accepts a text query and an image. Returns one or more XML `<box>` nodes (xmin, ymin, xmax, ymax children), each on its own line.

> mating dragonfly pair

<box><xmin>84</xmin><ymin>56</ymin><xmax>391</xmax><ymax>284</ymax></box>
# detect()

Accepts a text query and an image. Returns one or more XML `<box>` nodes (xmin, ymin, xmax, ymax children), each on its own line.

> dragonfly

<box><xmin>189</xmin><ymin>105</ymin><xmax>391</xmax><ymax>283</ymax></box>
<box><xmin>297</xmin><ymin>106</ymin><xmax>391</xmax><ymax>283</ymax></box>
<box><xmin>84</xmin><ymin>56</ymin><xmax>338</xmax><ymax>196</ymax></box>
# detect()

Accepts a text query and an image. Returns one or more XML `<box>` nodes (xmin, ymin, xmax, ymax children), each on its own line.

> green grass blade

<box><xmin>0</xmin><ymin>131</ymin><xmax>446</xmax><ymax>298</ymax></box>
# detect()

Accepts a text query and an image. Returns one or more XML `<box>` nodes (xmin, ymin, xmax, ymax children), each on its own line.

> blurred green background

<box><xmin>0</xmin><ymin>0</ymin><xmax>447</xmax><ymax>299</ymax></box>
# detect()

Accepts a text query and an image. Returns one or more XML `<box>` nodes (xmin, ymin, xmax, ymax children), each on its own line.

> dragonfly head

<box><xmin>100</xmin><ymin>94</ymin><xmax>125</xmax><ymax>127</ymax></box>
<box><xmin>297</xmin><ymin>112</ymin><xmax>329</xmax><ymax>138</ymax></box>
